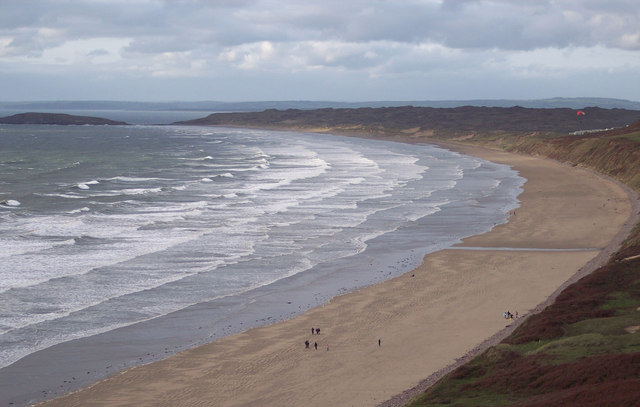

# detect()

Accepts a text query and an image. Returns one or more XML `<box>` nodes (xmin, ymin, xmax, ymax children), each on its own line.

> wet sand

<box><xmin>34</xmin><ymin>141</ymin><xmax>637</xmax><ymax>407</ymax></box>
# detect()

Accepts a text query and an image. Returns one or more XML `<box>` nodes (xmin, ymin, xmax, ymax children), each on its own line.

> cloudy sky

<box><xmin>1</xmin><ymin>0</ymin><xmax>639</xmax><ymax>102</ymax></box>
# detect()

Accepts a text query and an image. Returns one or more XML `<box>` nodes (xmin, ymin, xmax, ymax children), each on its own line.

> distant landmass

<box><xmin>0</xmin><ymin>112</ymin><xmax>129</xmax><ymax>125</ymax></box>
<box><xmin>175</xmin><ymin>105</ymin><xmax>640</xmax><ymax>135</ymax></box>
<box><xmin>1</xmin><ymin>97</ymin><xmax>639</xmax><ymax>112</ymax></box>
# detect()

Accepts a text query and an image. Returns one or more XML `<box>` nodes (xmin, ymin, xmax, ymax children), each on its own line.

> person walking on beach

<box><xmin>305</xmin><ymin>340</ymin><xmax>309</xmax><ymax>349</ymax></box>
<box><xmin>378</xmin><ymin>339</ymin><xmax>381</xmax><ymax>346</ymax></box>
<box><xmin>314</xmin><ymin>342</ymin><xmax>318</xmax><ymax>350</ymax></box>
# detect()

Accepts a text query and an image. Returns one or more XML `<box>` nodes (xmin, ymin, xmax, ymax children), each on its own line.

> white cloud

<box><xmin>0</xmin><ymin>0</ymin><xmax>638</xmax><ymax>100</ymax></box>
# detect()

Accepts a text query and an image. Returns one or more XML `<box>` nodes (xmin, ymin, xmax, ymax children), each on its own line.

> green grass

<box><xmin>529</xmin><ymin>332</ymin><xmax>640</xmax><ymax>364</ymax></box>
<box><xmin>601</xmin><ymin>291</ymin><xmax>640</xmax><ymax>311</ymax></box>
<box><xmin>615</xmin><ymin>132</ymin><xmax>640</xmax><ymax>143</ymax></box>
<box><xmin>565</xmin><ymin>312</ymin><xmax>640</xmax><ymax>336</ymax></box>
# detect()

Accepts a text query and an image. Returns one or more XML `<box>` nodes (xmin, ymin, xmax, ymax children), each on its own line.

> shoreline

<box><xmin>31</xmin><ymin>133</ymin><xmax>638</xmax><ymax>407</ymax></box>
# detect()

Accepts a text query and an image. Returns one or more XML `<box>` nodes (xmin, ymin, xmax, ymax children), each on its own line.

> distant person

<box><xmin>316</xmin><ymin>328</ymin><xmax>320</xmax><ymax>335</ymax></box>
<box><xmin>305</xmin><ymin>340</ymin><xmax>309</xmax><ymax>349</ymax></box>
<box><xmin>378</xmin><ymin>339</ymin><xmax>381</xmax><ymax>346</ymax></box>
<box><xmin>314</xmin><ymin>342</ymin><xmax>318</xmax><ymax>350</ymax></box>
<box><xmin>311</xmin><ymin>327</ymin><xmax>314</xmax><ymax>335</ymax></box>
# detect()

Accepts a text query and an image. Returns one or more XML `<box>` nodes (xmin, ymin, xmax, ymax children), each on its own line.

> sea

<box><xmin>0</xmin><ymin>111</ymin><xmax>525</xmax><ymax>406</ymax></box>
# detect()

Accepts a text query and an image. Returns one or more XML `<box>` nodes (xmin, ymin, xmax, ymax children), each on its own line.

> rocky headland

<box><xmin>0</xmin><ymin>112</ymin><xmax>128</xmax><ymax>125</ymax></box>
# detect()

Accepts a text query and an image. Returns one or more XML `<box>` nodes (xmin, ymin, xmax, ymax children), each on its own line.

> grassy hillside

<box><xmin>404</xmin><ymin>122</ymin><xmax>640</xmax><ymax>407</ymax></box>
<box><xmin>176</xmin><ymin>106</ymin><xmax>640</xmax><ymax>135</ymax></box>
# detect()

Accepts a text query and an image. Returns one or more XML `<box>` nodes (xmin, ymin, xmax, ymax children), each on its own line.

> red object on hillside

<box><xmin>577</xmin><ymin>110</ymin><xmax>586</xmax><ymax>116</ymax></box>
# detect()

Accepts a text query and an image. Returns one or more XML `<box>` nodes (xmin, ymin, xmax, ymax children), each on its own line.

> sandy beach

<box><xmin>35</xmin><ymin>141</ymin><xmax>636</xmax><ymax>407</ymax></box>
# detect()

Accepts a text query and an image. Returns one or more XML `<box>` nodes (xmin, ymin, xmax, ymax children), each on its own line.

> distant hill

<box><xmin>0</xmin><ymin>112</ymin><xmax>129</xmax><ymax>125</ymax></box>
<box><xmin>1</xmin><ymin>97</ymin><xmax>639</xmax><ymax>112</ymax></box>
<box><xmin>175</xmin><ymin>105</ymin><xmax>640</xmax><ymax>135</ymax></box>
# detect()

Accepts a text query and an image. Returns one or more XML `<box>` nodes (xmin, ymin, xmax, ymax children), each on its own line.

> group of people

<box><xmin>503</xmin><ymin>310</ymin><xmax>518</xmax><ymax>319</ymax></box>
<box><xmin>304</xmin><ymin>327</ymin><xmax>381</xmax><ymax>350</ymax></box>
<box><xmin>305</xmin><ymin>327</ymin><xmax>324</xmax><ymax>350</ymax></box>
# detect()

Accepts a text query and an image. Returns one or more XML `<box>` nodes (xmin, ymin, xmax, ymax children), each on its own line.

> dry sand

<box><xmin>36</xmin><ymin>141</ymin><xmax>636</xmax><ymax>407</ymax></box>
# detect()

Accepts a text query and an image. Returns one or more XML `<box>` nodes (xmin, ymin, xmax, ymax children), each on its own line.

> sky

<box><xmin>1</xmin><ymin>0</ymin><xmax>639</xmax><ymax>102</ymax></box>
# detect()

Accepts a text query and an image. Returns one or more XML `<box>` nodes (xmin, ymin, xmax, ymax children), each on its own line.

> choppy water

<box><xmin>0</xmin><ymin>123</ymin><xmax>524</xmax><ymax>371</ymax></box>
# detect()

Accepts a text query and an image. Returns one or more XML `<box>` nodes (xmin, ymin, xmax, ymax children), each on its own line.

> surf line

<box><xmin>448</xmin><ymin>246</ymin><xmax>600</xmax><ymax>252</ymax></box>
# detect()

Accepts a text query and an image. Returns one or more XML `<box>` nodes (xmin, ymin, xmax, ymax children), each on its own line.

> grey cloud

<box><xmin>1</xmin><ymin>0</ymin><xmax>638</xmax><ymax>102</ymax></box>
<box><xmin>3</xmin><ymin>0</ymin><xmax>639</xmax><ymax>54</ymax></box>
<box><xmin>87</xmin><ymin>48</ymin><xmax>109</xmax><ymax>57</ymax></box>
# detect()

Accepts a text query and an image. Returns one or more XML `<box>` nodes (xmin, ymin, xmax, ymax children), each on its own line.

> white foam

<box><xmin>68</xmin><ymin>207</ymin><xmax>90</xmax><ymax>214</ymax></box>
<box><xmin>37</xmin><ymin>192</ymin><xmax>85</xmax><ymax>199</ymax></box>
<box><xmin>183</xmin><ymin>155</ymin><xmax>214</xmax><ymax>161</ymax></box>
<box><xmin>76</xmin><ymin>180</ymin><xmax>99</xmax><ymax>190</ymax></box>
<box><xmin>84</xmin><ymin>187</ymin><xmax>163</xmax><ymax>197</ymax></box>
<box><xmin>0</xmin><ymin>199</ymin><xmax>20</xmax><ymax>207</ymax></box>
<box><xmin>107</xmin><ymin>176</ymin><xmax>167</xmax><ymax>182</ymax></box>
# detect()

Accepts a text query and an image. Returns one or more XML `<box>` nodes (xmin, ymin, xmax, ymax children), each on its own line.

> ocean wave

<box><xmin>68</xmin><ymin>207</ymin><xmax>91</xmax><ymax>214</ymax></box>
<box><xmin>179</xmin><ymin>155</ymin><xmax>214</xmax><ymax>161</ymax></box>
<box><xmin>106</xmin><ymin>176</ymin><xmax>167</xmax><ymax>182</ymax></box>
<box><xmin>0</xmin><ymin>199</ymin><xmax>21</xmax><ymax>207</ymax></box>
<box><xmin>36</xmin><ymin>193</ymin><xmax>85</xmax><ymax>199</ymax></box>
<box><xmin>75</xmin><ymin>180</ymin><xmax>99</xmax><ymax>190</ymax></box>
<box><xmin>81</xmin><ymin>187</ymin><xmax>163</xmax><ymax>197</ymax></box>
<box><xmin>0</xmin><ymin>126</ymin><xmax>526</xmax><ymax>378</ymax></box>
